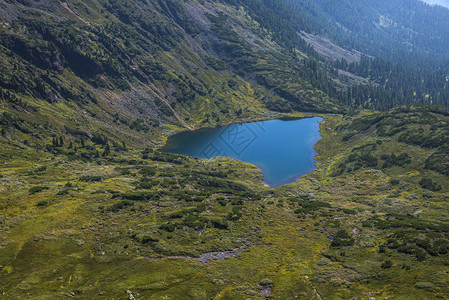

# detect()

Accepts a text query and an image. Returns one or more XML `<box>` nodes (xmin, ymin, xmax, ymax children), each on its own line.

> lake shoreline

<box><xmin>161</xmin><ymin>117</ymin><xmax>323</xmax><ymax>188</ymax></box>
<box><xmin>159</xmin><ymin>111</ymin><xmax>333</xmax><ymax>146</ymax></box>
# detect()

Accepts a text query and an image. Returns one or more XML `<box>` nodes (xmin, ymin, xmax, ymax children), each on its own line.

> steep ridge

<box><xmin>0</xmin><ymin>0</ymin><xmax>342</xmax><ymax>153</ymax></box>
<box><xmin>2</xmin><ymin>0</ymin><xmax>449</xmax><ymax>151</ymax></box>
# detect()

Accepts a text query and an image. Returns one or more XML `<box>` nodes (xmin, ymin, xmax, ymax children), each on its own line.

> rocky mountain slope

<box><xmin>0</xmin><ymin>0</ymin><xmax>343</xmax><ymax>154</ymax></box>
<box><xmin>1</xmin><ymin>0</ymin><xmax>449</xmax><ymax>298</ymax></box>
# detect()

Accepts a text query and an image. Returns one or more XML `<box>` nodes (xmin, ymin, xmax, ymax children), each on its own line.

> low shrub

<box><xmin>29</xmin><ymin>186</ymin><xmax>49</xmax><ymax>194</ymax></box>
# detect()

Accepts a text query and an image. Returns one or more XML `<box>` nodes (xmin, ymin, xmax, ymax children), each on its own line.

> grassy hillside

<box><xmin>1</xmin><ymin>105</ymin><xmax>448</xmax><ymax>298</ymax></box>
<box><xmin>1</xmin><ymin>0</ymin><xmax>449</xmax><ymax>298</ymax></box>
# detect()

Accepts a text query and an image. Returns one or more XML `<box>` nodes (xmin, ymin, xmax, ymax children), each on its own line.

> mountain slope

<box><xmin>1</xmin><ymin>0</ymin><xmax>449</xmax><ymax>298</ymax></box>
<box><xmin>0</xmin><ymin>0</ymin><xmax>343</xmax><ymax>154</ymax></box>
<box><xmin>2</xmin><ymin>0</ymin><xmax>449</xmax><ymax>150</ymax></box>
<box><xmin>224</xmin><ymin>0</ymin><xmax>449</xmax><ymax>109</ymax></box>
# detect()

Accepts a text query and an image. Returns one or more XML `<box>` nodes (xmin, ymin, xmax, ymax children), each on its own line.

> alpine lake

<box><xmin>162</xmin><ymin>117</ymin><xmax>323</xmax><ymax>187</ymax></box>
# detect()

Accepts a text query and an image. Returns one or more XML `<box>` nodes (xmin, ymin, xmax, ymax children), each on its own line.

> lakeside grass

<box><xmin>0</xmin><ymin>106</ymin><xmax>448</xmax><ymax>298</ymax></box>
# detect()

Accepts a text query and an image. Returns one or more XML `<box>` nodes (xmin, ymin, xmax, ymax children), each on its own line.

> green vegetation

<box><xmin>1</xmin><ymin>0</ymin><xmax>449</xmax><ymax>298</ymax></box>
<box><xmin>0</xmin><ymin>106</ymin><xmax>448</xmax><ymax>298</ymax></box>
<box><xmin>29</xmin><ymin>186</ymin><xmax>49</xmax><ymax>195</ymax></box>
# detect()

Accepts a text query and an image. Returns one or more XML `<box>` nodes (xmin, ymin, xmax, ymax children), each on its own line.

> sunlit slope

<box><xmin>0</xmin><ymin>105</ymin><xmax>448</xmax><ymax>298</ymax></box>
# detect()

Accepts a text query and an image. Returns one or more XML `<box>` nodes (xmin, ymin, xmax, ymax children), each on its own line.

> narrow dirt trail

<box><xmin>149</xmin><ymin>83</ymin><xmax>195</xmax><ymax>130</ymax></box>
<box><xmin>59</xmin><ymin>2</ymin><xmax>91</xmax><ymax>25</ymax></box>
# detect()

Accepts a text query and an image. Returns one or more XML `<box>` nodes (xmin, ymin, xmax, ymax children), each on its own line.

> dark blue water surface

<box><xmin>161</xmin><ymin>117</ymin><xmax>323</xmax><ymax>188</ymax></box>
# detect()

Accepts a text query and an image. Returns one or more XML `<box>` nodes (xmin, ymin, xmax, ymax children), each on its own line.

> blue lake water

<box><xmin>161</xmin><ymin>117</ymin><xmax>323</xmax><ymax>188</ymax></box>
